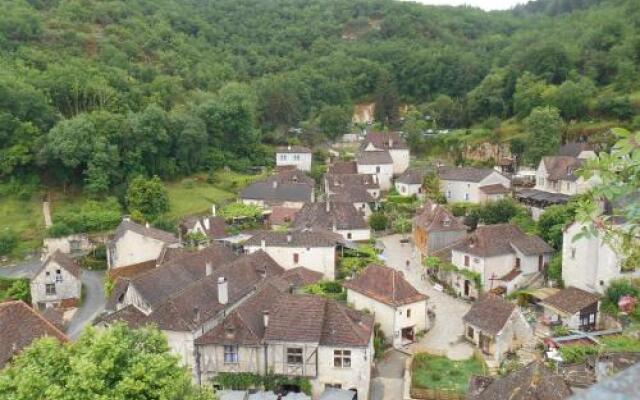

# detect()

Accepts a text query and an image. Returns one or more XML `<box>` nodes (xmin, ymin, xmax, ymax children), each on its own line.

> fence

<box><xmin>410</xmin><ymin>388</ymin><xmax>464</xmax><ymax>400</ymax></box>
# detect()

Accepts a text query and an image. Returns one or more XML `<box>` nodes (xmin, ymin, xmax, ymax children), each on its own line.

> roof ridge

<box><xmin>1</xmin><ymin>300</ymin><xmax>68</xmax><ymax>342</ymax></box>
<box><xmin>329</xmin><ymin>300</ymin><xmax>370</xmax><ymax>344</ymax></box>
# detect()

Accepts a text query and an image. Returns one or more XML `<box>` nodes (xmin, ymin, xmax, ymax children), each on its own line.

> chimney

<box><xmin>193</xmin><ymin>307</ymin><xmax>201</xmax><ymax>323</ymax></box>
<box><xmin>145</xmin><ymin>222</ymin><xmax>150</xmax><ymax>229</ymax></box>
<box><xmin>287</xmin><ymin>145</ymin><xmax>292</xmax><ymax>151</ymax></box>
<box><xmin>389</xmin><ymin>138</ymin><xmax>394</xmax><ymax>148</ymax></box>
<box><xmin>372</xmin><ymin>174</ymin><xmax>378</xmax><ymax>184</ymax></box>
<box><xmin>205</xmin><ymin>261</ymin><xmax>213</xmax><ymax>276</ymax></box>
<box><xmin>218</xmin><ymin>276</ymin><xmax>228</xmax><ymax>305</ymax></box>
<box><xmin>261</xmin><ymin>239</ymin><xmax>266</xmax><ymax>249</ymax></box>
<box><xmin>211</xmin><ymin>204</ymin><xmax>217</xmax><ymax>217</ymax></box>
<box><xmin>325</xmin><ymin>201</ymin><xmax>331</xmax><ymax>213</ymax></box>
<box><xmin>286</xmin><ymin>233</ymin><xmax>292</xmax><ymax>243</ymax></box>
<box><xmin>272</xmin><ymin>180</ymin><xmax>278</xmax><ymax>189</ymax></box>
<box><xmin>263</xmin><ymin>310</ymin><xmax>270</xmax><ymax>328</ymax></box>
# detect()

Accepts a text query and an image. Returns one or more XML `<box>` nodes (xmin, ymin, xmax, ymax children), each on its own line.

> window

<box><xmin>446</xmin><ymin>191</ymin><xmax>451</xmax><ymax>199</ymax></box>
<box><xmin>55</xmin><ymin>273</ymin><xmax>63</xmax><ymax>283</ymax></box>
<box><xmin>376</xmin><ymin>166</ymin><xmax>381</xmax><ymax>173</ymax></box>
<box><xmin>406</xmin><ymin>309</ymin><xmax>412</xmax><ymax>318</ymax></box>
<box><xmin>45</xmin><ymin>271</ymin><xmax>50</xmax><ymax>276</ymax></box>
<box><xmin>287</xmin><ymin>348</ymin><xmax>303</xmax><ymax>365</ymax></box>
<box><xmin>293</xmin><ymin>253</ymin><xmax>299</xmax><ymax>264</ymax></box>
<box><xmin>571</xmin><ymin>248</ymin><xmax>576</xmax><ymax>259</ymax></box>
<box><xmin>464</xmin><ymin>193</ymin><xmax>470</xmax><ymax>201</ymax></box>
<box><xmin>224</xmin><ymin>345</ymin><xmax>239</xmax><ymax>363</ymax></box>
<box><xmin>325</xmin><ymin>384</ymin><xmax>342</xmax><ymax>389</ymax></box>
<box><xmin>347</xmin><ymin>233</ymin><xmax>352</xmax><ymax>240</ymax></box>
<box><xmin>467</xmin><ymin>326</ymin><xmax>474</xmax><ymax>338</ymax></box>
<box><xmin>589</xmin><ymin>314</ymin><xmax>595</xmax><ymax>323</ymax></box>
<box><xmin>333</xmin><ymin>350</ymin><xmax>351</xmax><ymax>368</ymax></box>
<box><xmin>279</xmin><ymin>154</ymin><xmax>287</xmax><ymax>161</ymax></box>
<box><xmin>45</xmin><ymin>284</ymin><xmax>56</xmax><ymax>296</ymax></box>
<box><xmin>515</xmin><ymin>257</ymin><xmax>521</xmax><ymax>269</ymax></box>
<box><xmin>464</xmin><ymin>256</ymin><xmax>470</xmax><ymax>267</ymax></box>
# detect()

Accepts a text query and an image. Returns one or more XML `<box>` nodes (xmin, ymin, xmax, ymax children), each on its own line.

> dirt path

<box><xmin>42</xmin><ymin>201</ymin><xmax>52</xmax><ymax>228</ymax></box>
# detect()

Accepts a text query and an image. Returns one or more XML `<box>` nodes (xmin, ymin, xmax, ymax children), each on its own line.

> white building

<box><xmin>244</xmin><ymin>230</ymin><xmax>345</xmax><ymax>280</ymax></box>
<box><xmin>294</xmin><ymin>202</ymin><xmax>371</xmax><ymax>242</ymax></box>
<box><xmin>541</xmin><ymin>287</ymin><xmax>600</xmax><ymax>331</ymax></box>
<box><xmin>356</xmin><ymin>151</ymin><xmax>394</xmax><ymax>191</ymax></box>
<box><xmin>395</xmin><ymin>170</ymin><xmax>424</xmax><ymax>197</ymax></box>
<box><xmin>344</xmin><ymin>264</ymin><xmax>429</xmax><ymax>348</ymax></box>
<box><xmin>107</xmin><ymin>218</ymin><xmax>180</xmax><ymax>270</ymax></box>
<box><xmin>446</xmin><ymin>224</ymin><xmax>553</xmax><ymax>297</ymax></box>
<box><xmin>463</xmin><ymin>294</ymin><xmax>532</xmax><ymax>364</ymax></box>
<box><xmin>324</xmin><ymin>172</ymin><xmax>381</xmax><ymax>200</ymax></box>
<box><xmin>31</xmin><ymin>251</ymin><xmax>82</xmax><ymax>309</ymax></box>
<box><xmin>239</xmin><ymin>171</ymin><xmax>315</xmax><ymax>209</ymax></box>
<box><xmin>361</xmin><ymin>132</ymin><xmax>410</xmax><ymax>175</ymax></box>
<box><xmin>276</xmin><ymin>145</ymin><xmax>313</xmax><ymax>172</ymax></box>
<box><xmin>438</xmin><ymin>167</ymin><xmax>511</xmax><ymax>203</ymax></box>
<box><xmin>562</xmin><ymin>222</ymin><xmax>640</xmax><ymax>294</ymax></box>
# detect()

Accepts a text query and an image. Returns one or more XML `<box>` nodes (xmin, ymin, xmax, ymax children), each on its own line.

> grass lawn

<box><xmin>412</xmin><ymin>353</ymin><xmax>486</xmax><ymax>394</ymax></box>
<box><xmin>0</xmin><ymin>191</ymin><xmax>44</xmax><ymax>260</ymax></box>
<box><xmin>165</xmin><ymin>171</ymin><xmax>267</xmax><ymax>220</ymax></box>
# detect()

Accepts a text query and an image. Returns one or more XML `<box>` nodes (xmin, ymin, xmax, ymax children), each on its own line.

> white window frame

<box><xmin>333</xmin><ymin>349</ymin><xmax>351</xmax><ymax>368</ymax></box>
<box><xmin>224</xmin><ymin>345</ymin><xmax>239</xmax><ymax>364</ymax></box>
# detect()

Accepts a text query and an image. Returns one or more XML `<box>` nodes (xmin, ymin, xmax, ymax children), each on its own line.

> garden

<box><xmin>411</xmin><ymin>353</ymin><xmax>486</xmax><ymax>398</ymax></box>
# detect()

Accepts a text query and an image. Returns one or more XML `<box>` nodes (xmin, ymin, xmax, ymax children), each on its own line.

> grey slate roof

<box><xmin>328</xmin><ymin>186</ymin><xmax>375</xmax><ymax>203</ymax></box>
<box><xmin>356</xmin><ymin>150</ymin><xmax>393</xmax><ymax>165</ymax></box>
<box><xmin>412</xmin><ymin>201</ymin><xmax>466</xmax><ymax>233</ymax></box>
<box><xmin>542</xmin><ymin>156</ymin><xmax>584</xmax><ymax>182</ymax></box>
<box><xmin>325</xmin><ymin>173</ymin><xmax>379</xmax><ymax>190</ymax></box>
<box><xmin>294</xmin><ymin>202</ymin><xmax>368</xmax><ymax>231</ymax></box>
<box><xmin>361</xmin><ymin>132</ymin><xmax>408</xmax><ymax>150</ymax></box>
<box><xmin>244</xmin><ymin>230</ymin><xmax>346</xmax><ymax>248</ymax></box>
<box><xmin>36</xmin><ymin>251</ymin><xmax>82</xmax><ymax>279</ymax></box>
<box><xmin>438</xmin><ymin>166</ymin><xmax>496</xmax><ymax>182</ymax></box>
<box><xmin>327</xmin><ymin>161</ymin><xmax>358</xmax><ymax>175</ymax></box>
<box><xmin>453</xmin><ymin>224</ymin><xmax>553</xmax><ymax>258</ymax></box>
<box><xmin>396</xmin><ymin>169</ymin><xmax>425</xmax><ymax>185</ymax></box>
<box><xmin>542</xmin><ymin>287</ymin><xmax>600</xmax><ymax>314</ymax></box>
<box><xmin>240</xmin><ymin>181</ymin><xmax>313</xmax><ymax>202</ymax></box>
<box><xmin>110</xmin><ymin>220</ymin><xmax>179</xmax><ymax>246</ymax></box>
<box><xmin>463</xmin><ymin>294</ymin><xmax>515</xmax><ymax>336</ymax></box>
<box><xmin>276</xmin><ymin>145</ymin><xmax>312</xmax><ymax>154</ymax></box>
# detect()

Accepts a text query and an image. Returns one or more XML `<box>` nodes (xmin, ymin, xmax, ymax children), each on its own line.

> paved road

<box><xmin>379</xmin><ymin>235</ymin><xmax>473</xmax><ymax>360</ymax></box>
<box><xmin>371</xmin><ymin>350</ymin><xmax>407</xmax><ymax>400</ymax></box>
<box><xmin>1</xmin><ymin>260</ymin><xmax>106</xmax><ymax>339</ymax></box>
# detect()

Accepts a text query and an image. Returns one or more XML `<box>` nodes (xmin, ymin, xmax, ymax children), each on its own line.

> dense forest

<box><xmin>1</xmin><ymin>0</ymin><xmax>639</xmax><ymax>194</ymax></box>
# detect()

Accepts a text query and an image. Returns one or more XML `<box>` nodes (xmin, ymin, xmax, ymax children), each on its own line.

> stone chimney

<box><xmin>389</xmin><ymin>138</ymin><xmax>394</xmax><ymax>148</ymax></box>
<box><xmin>217</xmin><ymin>276</ymin><xmax>228</xmax><ymax>305</ymax></box>
<box><xmin>205</xmin><ymin>261</ymin><xmax>213</xmax><ymax>276</ymax></box>
<box><xmin>286</xmin><ymin>233</ymin><xmax>292</xmax><ymax>243</ymax></box>
<box><xmin>272</xmin><ymin>180</ymin><xmax>278</xmax><ymax>189</ymax></box>
<box><xmin>325</xmin><ymin>201</ymin><xmax>331</xmax><ymax>213</ymax></box>
<box><xmin>263</xmin><ymin>310</ymin><xmax>269</xmax><ymax>328</ymax></box>
<box><xmin>193</xmin><ymin>307</ymin><xmax>200</xmax><ymax>323</ymax></box>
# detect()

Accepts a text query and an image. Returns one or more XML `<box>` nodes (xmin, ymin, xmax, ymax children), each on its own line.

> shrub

<box><xmin>0</xmin><ymin>229</ymin><xmax>18</xmax><ymax>256</ymax></box>
<box><xmin>547</xmin><ymin>253</ymin><xmax>563</xmax><ymax>284</ymax></box>
<box><xmin>48</xmin><ymin>198</ymin><xmax>121</xmax><ymax>237</ymax></box>
<box><xmin>604</xmin><ymin>279</ymin><xmax>640</xmax><ymax>308</ymax></box>
<box><xmin>368</xmin><ymin>212</ymin><xmax>388</xmax><ymax>231</ymax></box>
<box><xmin>559</xmin><ymin>345</ymin><xmax>598</xmax><ymax>364</ymax></box>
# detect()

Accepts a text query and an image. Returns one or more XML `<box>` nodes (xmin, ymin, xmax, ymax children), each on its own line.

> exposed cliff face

<box><xmin>463</xmin><ymin>142</ymin><xmax>511</xmax><ymax>163</ymax></box>
<box><xmin>353</xmin><ymin>103</ymin><xmax>375</xmax><ymax>124</ymax></box>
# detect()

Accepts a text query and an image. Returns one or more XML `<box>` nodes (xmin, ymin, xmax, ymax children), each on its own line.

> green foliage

<box><xmin>0</xmin><ymin>229</ymin><xmax>18</xmax><ymax>256</ymax></box>
<box><xmin>0</xmin><ymin>278</ymin><xmax>30</xmax><ymax>303</ymax></box>
<box><xmin>604</xmin><ymin>279</ymin><xmax>640</xmax><ymax>309</ymax></box>
<box><xmin>0</xmin><ymin>324</ymin><xmax>213</xmax><ymax>400</ymax></box>
<box><xmin>213</xmin><ymin>372</ymin><xmax>311</xmax><ymax>395</ymax></box>
<box><xmin>304</xmin><ymin>281</ymin><xmax>346</xmax><ymax>301</ymax></box>
<box><xmin>373</xmin><ymin>322</ymin><xmax>388</xmax><ymax>360</ymax></box>
<box><xmin>368</xmin><ymin>212</ymin><xmax>389</xmax><ymax>231</ymax></box>
<box><xmin>412</xmin><ymin>353</ymin><xmax>486</xmax><ymax>393</ymax></box>
<box><xmin>393</xmin><ymin>216</ymin><xmax>412</xmax><ymax>234</ymax></box>
<box><xmin>559</xmin><ymin>344</ymin><xmax>599</xmax><ymax>364</ymax></box>
<box><xmin>126</xmin><ymin>176</ymin><xmax>170</xmax><ymax>221</ymax></box>
<box><xmin>48</xmin><ymin>198</ymin><xmax>122</xmax><ymax>237</ymax></box>
<box><xmin>538</xmin><ymin>202</ymin><xmax>577</xmax><ymax>250</ymax></box>
<box><xmin>471</xmin><ymin>198</ymin><xmax>524</xmax><ymax>225</ymax></box>
<box><xmin>218</xmin><ymin>203</ymin><xmax>262</xmax><ymax>220</ymax></box>
<box><xmin>318</xmin><ymin>105</ymin><xmax>352</xmax><ymax>140</ymax></box>
<box><xmin>552</xmin><ymin>325</ymin><xmax>571</xmax><ymax>337</ymax></box>
<box><xmin>524</xmin><ymin>106</ymin><xmax>564</xmax><ymax>165</ymax></box>
<box><xmin>338</xmin><ymin>245</ymin><xmax>379</xmax><ymax>279</ymax></box>
<box><xmin>547</xmin><ymin>253</ymin><xmax>563</xmax><ymax>284</ymax></box>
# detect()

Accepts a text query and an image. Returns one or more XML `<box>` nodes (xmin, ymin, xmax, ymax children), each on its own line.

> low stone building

<box><xmin>412</xmin><ymin>201</ymin><xmax>466</xmax><ymax>259</ymax></box>
<box><xmin>344</xmin><ymin>264</ymin><xmax>429</xmax><ymax>347</ymax></box>
<box><xmin>276</xmin><ymin>145</ymin><xmax>313</xmax><ymax>172</ymax></box>
<box><xmin>179</xmin><ymin>211</ymin><xmax>226</xmax><ymax>243</ymax></box>
<box><xmin>394</xmin><ymin>169</ymin><xmax>424</xmax><ymax>197</ymax></box>
<box><xmin>294</xmin><ymin>202</ymin><xmax>370</xmax><ymax>242</ymax></box>
<box><xmin>462</xmin><ymin>294</ymin><xmax>532</xmax><ymax>364</ymax></box>
<box><xmin>541</xmin><ymin>286</ymin><xmax>600</xmax><ymax>331</ymax></box>
<box><xmin>0</xmin><ymin>300</ymin><xmax>68</xmax><ymax>369</ymax></box>
<box><xmin>360</xmin><ymin>132</ymin><xmax>410</xmax><ymax>175</ymax></box>
<box><xmin>438</xmin><ymin>166</ymin><xmax>511</xmax><ymax>203</ymax></box>
<box><xmin>30</xmin><ymin>251</ymin><xmax>82</xmax><ymax>309</ymax></box>
<box><xmin>356</xmin><ymin>151</ymin><xmax>394</xmax><ymax>190</ymax></box>
<box><xmin>239</xmin><ymin>172</ymin><xmax>315</xmax><ymax>209</ymax></box>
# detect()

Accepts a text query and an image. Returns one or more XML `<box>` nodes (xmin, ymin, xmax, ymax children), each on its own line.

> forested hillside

<box><xmin>1</xmin><ymin>0</ymin><xmax>639</xmax><ymax>194</ymax></box>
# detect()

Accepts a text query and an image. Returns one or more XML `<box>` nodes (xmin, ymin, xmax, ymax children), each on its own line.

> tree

<box><xmin>368</xmin><ymin>212</ymin><xmax>388</xmax><ymax>231</ymax></box>
<box><xmin>0</xmin><ymin>324</ymin><xmax>214</xmax><ymax>400</ymax></box>
<box><xmin>466</xmin><ymin>69</ymin><xmax>508</xmax><ymax>122</ymax></box>
<box><xmin>126</xmin><ymin>175</ymin><xmax>170</xmax><ymax>221</ymax></box>
<box><xmin>374</xmin><ymin>73</ymin><xmax>399</xmax><ymax>128</ymax></box>
<box><xmin>547</xmin><ymin>78</ymin><xmax>595</xmax><ymax>120</ymax></box>
<box><xmin>524</xmin><ymin>106</ymin><xmax>564</xmax><ymax>165</ymax></box>
<box><xmin>513</xmin><ymin>72</ymin><xmax>548</xmax><ymax>119</ymax></box>
<box><xmin>538</xmin><ymin>203</ymin><xmax>577</xmax><ymax>250</ymax></box>
<box><xmin>317</xmin><ymin>105</ymin><xmax>352</xmax><ymax>140</ymax></box>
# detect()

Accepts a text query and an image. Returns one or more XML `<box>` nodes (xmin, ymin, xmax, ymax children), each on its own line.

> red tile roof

<box><xmin>343</xmin><ymin>264</ymin><xmax>427</xmax><ymax>307</ymax></box>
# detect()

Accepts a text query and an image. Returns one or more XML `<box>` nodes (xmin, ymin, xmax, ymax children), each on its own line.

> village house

<box><xmin>360</xmin><ymin>132</ymin><xmax>410</xmax><ymax>175</ymax></box>
<box><xmin>42</xmin><ymin>233</ymin><xmax>92</xmax><ymax>257</ymax></box>
<box><xmin>562</xmin><ymin>221</ymin><xmax>640</xmax><ymax>294</ymax></box>
<box><xmin>540</xmin><ymin>286</ymin><xmax>600</xmax><ymax>331</ymax></box>
<box><xmin>239</xmin><ymin>170</ymin><xmax>315</xmax><ymax>209</ymax></box>
<box><xmin>293</xmin><ymin>202</ymin><xmax>370</xmax><ymax>242</ymax></box>
<box><xmin>30</xmin><ymin>251</ymin><xmax>82</xmax><ymax>309</ymax></box>
<box><xmin>467</xmin><ymin>361</ymin><xmax>572</xmax><ymax>400</ymax></box>
<box><xmin>343</xmin><ymin>264</ymin><xmax>429</xmax><ymax>347</ymax></box>
<box><xmin>356</xmin><ymin>151</ymin><xmax>394</xmax><ymax>191</ymax></box>
<box><xmin>328</xmin><ymin>188</ymin><xmax>376</xmax><ymax>218</ymax></box>
<box><xmin>107</xmin><ymin>217</ymin><xmax>180</xmax><ymax>270</ymax></box>
<box><xmin>195</xmin><ymin>286</ymin><xmax>374</xmax><ymax>400</ymax></box>
<box><xmin>0</xmin><ymin>300</ymin><xmax>68</xmax><ymax>369</ymax></box>
<box><xmin>324</xmin><ymin>172</ymin><xmax>380</xmax><ymax>200</ymax></box>
<box><xmin>441</xmin><ymin>224</ymin><xmax>553</xmax><ymax>297</ymax></box>
<box><xmin>276</xmin><ymin>145</ymin><xmax>313</xmax><ymax>172</ymax></box>
<box><xmin>244</xmin><ymin>230</ymin><xmax>346</xmax><ymax>280</ymax></box>
<box><xmin>394</xmin><ymin>169</ymin><xmax>424</xmax><ymax>197</ymax></box>
<box><xmin>462</xmin><ymin>294</ymin><xmax>532</xmax><ymax>365</ymax></box>
<box><xmin>437</xmin><ymin>166</ymin><xmax>511</xmax><ymax>203</ymax></box>
<box><xmin>327</xmin><ymin>161</ymin><xmax>358</xmax><ymax>175</ymax></box>
<box><xmin>266</xmin><ymin>205</ymin><xmax>301</xmax><ymax>229</ymax></box>
<box><xmin>179</xmin><ymin>207</ymin><xmax>227</xmax><ymax>243</ymax></box>
<box><xmin>412</xmin><ymin>200</ymin><xmax>466</xmax><ymax>259</ymax></box>
<box><xmin>516</xmin><ymin>142</ymin><xmax>598</xmax><ymax>220</ymax></box>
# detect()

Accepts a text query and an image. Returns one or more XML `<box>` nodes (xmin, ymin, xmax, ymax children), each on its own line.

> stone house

<box><xmin>293</xmin><ymin>202</ymin><xmax>370</xmax><ymax>242</ymax></box>
<box><xmin>447</xmin><ymin>224</ymin><xmax>553</xmax><ymax>297</ymax></box>
<box><xmin>107</xmin><ymin>218</ymin><xmax>180</xmax><ymax>270</ymax></box>
<box><xmin>276</xmin><ymin>145</ymin><xmax>313</xmax><ymax>172</ymax></box>
<box><xmin>412</xmin><ymin>201</ymin><xmax>466</xmax><ymax>259</ymax></box>
<box><xmin>328</xmin><ymin>188</ymin><xmax>376</xmax><ymax>218</ymax></box>
<box><xmin>541</xmin><ymin>287</ymin><xmax>600</xmax><ymax>331</ymax></box>
<box><xmin>239</xmin><ymin>171</ymin><xmax>315</xmax><ymax>209</ymax></box>
<box><xmin>324</xmin><ymin>173</ymin><xmax>380</xmax><ymax>200</ymax></box>
<box><xmin>394</xmin><ymin>169</ymin><xmax>424</xmax><ymax>197</ymax></box>
<box><xmin>360</xmin><ymin>132</ymin><xmax>410</xmax><ymax>175</ymax></box>
<box><xmin>462</xmin><ymin>294</ymin><xmax>532</xmax><ymax>364</ymax></box>
<box><xmin>30</xmin><ymin>251</ymin><xmax>82</xmax><ymax>309</ymax></box>
<box><xmin>356</xmin><ymin>151</ymin><xmax>394</xmax><ymax>191</ymax></box>
<box><xmin>42</xmin><ymin>233</ymin><xmax>92</xmax><ymax>256</ymax></box>
<box><xmin>467</xmin><ymin>361</ymin><xmax>572</xmax><ymax>400</ymax></box>
<box><xmin>179</xmin><ymin>209</ymin><xmax>227</xmax><ymax>243</ymax></box>
<box><xmin>0</xmin><ymin>301</ymin><xmax>68</xmax><ymax>369</ymax></box>
<box><xmin>562</xmin><ymin>221</ymin><xmax>640</xmax><ymax>294</ymax></box>
<box><xmin>244</xmin><ymin>230</ymin><xmax>346</xmax><ymax>280</ymax></box>
<box><xmin>438</xmin><ymin>166</ymin><xmax>511</xmax><ymax>203</ymax></box>
<box><xmin>343</xmin><ymin>264</ymin><xmax>429</xmax><ymax>347</ymax></box>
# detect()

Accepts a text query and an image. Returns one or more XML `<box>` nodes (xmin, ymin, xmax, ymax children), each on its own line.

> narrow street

<box><xmin>371</xmin><ymin>350</ymin><xmax>407</xmax><ymax>400</ymax></box>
